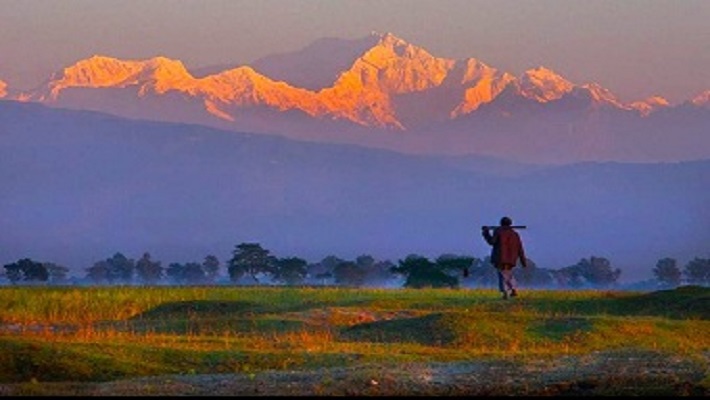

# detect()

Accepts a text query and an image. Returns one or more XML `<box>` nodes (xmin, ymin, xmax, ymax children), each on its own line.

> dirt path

<box><xmin>2</xmin><ymin>352</ymin><xmax>707</xmax><ymax>396</ymax></box>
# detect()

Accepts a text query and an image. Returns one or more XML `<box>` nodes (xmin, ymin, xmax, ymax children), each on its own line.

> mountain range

<box><xmin>1</xmin><ymin>32</ymin><xmax>709</xmax><ymax>283</ymax></box>
<box><xmin>2</xmin><ymin>32</ymin><xmax>708</xmax><ymax>163</ymax></box>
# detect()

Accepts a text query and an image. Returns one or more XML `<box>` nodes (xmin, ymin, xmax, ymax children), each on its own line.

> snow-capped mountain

<box><xmin>3</xmin><ymin>32</ymin><xmax>708</xmax><ymax>162</ymax></box>
<box><xmin>629</xmin><ymin>96</ymin><xmax>670</xmax><ymax>116</ymax></box>
<box><xmin>13</xmin><ymin>32</ymin><xmax>674</xmax><ymax>127</ymax></box>
<box><xmin>690</xmin><ymin>90</ymin><xmax>710</xmax><ymax>108</ymax></box>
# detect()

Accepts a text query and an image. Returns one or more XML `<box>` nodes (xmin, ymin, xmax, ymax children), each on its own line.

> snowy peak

<box><xmin>451</xmin><ymin>59</ymin><xmax>516</xmax><ymax>116</ymax></box>
<box><xmin>315</xmin><ymin>31</ymin><xmax>456</xmax><ymax>128</ymax></box>
<box><xmin>197</xmin><ymin>65</ymin><xmax>317</xmax><ymax>109</ymax></box>
<box><xmin>43</xmin><ymin>55</ymin><xmax>195</xmax><ymax>99</ymax></box>
<box><xmin>518</xmin><ymin>67</ymin><xmax>574</xmax><ymax>102</ymax></box>
<box><xmin>355</xmin><ymin>31</ymin><xmax>454</xmax><ymax>93</ymax></box>
<box><xmin>570</xmin><ymin>82</ymin><xmax>625</xmax><ymax>109</ymax></box>
<box><xmin>8</xmin><ymin>32</ymin><xmax>703</xmax><ymax>133</ymax></box>
<box><xmin>629</xmin><ymin>95</ymin><xmax>670</xmax><ymax>116</ymax></box>
<box><xmin>690</xmin><ymin>90</ymin><xmax>710</xmax><ymax>108</ymax></box>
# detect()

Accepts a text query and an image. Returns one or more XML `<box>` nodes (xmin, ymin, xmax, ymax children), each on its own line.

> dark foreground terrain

<box><xmin>1</xmin><ymin>350</ymin><xmax>707</xmax><ymax>396</ymax></box>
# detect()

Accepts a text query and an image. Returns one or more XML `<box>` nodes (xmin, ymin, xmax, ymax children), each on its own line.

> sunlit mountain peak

<box><xmin>0</xmin><ymin>79</ymin><xmax>6</xmax><ymax>97</ymax></box>
<box><xmin>629</xmin><ymin>95</ymin><xmax>670</xmax><ymax>116</ymax></box>
<box><xmin>355</xmin><ymin>31</ymin><xmax>453</xmax><ymax>93</ymax></box>
<box><xmin>451</xmin><ymin>59</ymin><xmax>516</xmax><ymax>116</ymax></box>
<box><xmin>137</xmin><ymin>56</ymin><xmax>195</xmax><ymax>94</ymax></box>
<box><xmin>10</xmin><ymin>31</ymin><xmax>705</xmax><ymax>137</ymax></box>
<box><xmin>196</xmin><ymin>65</ymin><xmax>320</xmax><ymax>116</ymax></box>
<box><xmin>690</xmin><ymin>90</ymin><xmax>710</xmax><ymax>107</ymax></box>
<box><xmin>206</xmin><ymin>65</ymin><xmax>262</xmax><ymax>81</ymax></box>
<box><xmin>43</xmin><ymin>55</ymin><xmax>195</xmax><ymax>99</ymax></box>
<box><xmin>315</xmin><ymin>31</ymin><xmax>455</xmax><ymax>128</ymax></box>
<box><xmin>53</xmin><ymin>55</ymin><xmax>143</xmax><ymax>87</ymax></box>
<box><xmin>575</xmin><ymin>82</ymin><xmax>625</xmax><ymax>108</ymax></box>
<box><xmin>518</xmin><ymin>66</ymin><xmax>574</xmax><ymax>102</ymax></box>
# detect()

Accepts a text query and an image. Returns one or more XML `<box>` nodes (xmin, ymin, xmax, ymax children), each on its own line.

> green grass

<box><xmin>0</xmin><ymin>285</ymin><xmax>707</xmax><ymax>389</ymax></box>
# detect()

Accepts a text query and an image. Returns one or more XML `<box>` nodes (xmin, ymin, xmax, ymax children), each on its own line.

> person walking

<box><xmin>482</xmin><ymin>216</ymin><xmax>527</xmax><ymax>299</ymax></box>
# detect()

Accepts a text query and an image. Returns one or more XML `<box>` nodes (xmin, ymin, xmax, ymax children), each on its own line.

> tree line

<box><xmin>2</xmin><ymin>242</ymin><xmax>709</xmax><ymax>289</ymax></box>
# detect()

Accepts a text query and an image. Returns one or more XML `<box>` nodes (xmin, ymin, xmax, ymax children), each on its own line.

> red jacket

<box><xmin>483</xmin><ymin>226</ymin><xmax>527</xmax><ymax>268</ymax></box>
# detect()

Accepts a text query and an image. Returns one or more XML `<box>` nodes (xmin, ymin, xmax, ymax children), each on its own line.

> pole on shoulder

<box><xmin>482</xmin><ymin>225</ymin><xmax>527</xmax><ymax>229</ymax></box>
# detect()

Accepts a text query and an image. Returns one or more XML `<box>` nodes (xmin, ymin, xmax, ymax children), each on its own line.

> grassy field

<box><xmin>0</xmin><ymin>285</ymin><xmax>708</xmax><ymax>395</ymax></box>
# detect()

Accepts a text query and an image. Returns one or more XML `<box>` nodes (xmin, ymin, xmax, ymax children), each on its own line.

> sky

<box><xmin>0</xmin><ymin>0</ymin><xmax>708</xmax><ymax>104</ymax></box>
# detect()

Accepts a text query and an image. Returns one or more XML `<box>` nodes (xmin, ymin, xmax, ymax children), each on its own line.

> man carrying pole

<box><xmin>482</xmin><ymin>216</ymin><xmax>528</xmax><ymax>299</ymax></box>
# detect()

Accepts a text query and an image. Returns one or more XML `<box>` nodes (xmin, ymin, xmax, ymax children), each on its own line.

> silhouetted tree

<box><xmin>135</xmin><ymin>252</ymin><xmax>163</xmax><ymax>284</ymax></box>
<box><xmin>203</xmin><ymin>255</ymin><xmax>220</xmax><ymax>283</ymax></box>
<box><xmin>44</xmin><ymin>262</ymin><xmax>70</xmax><ymax>284</ymax></box>
<box><xmin>3</xmin><ymin>258</ymin><xmax>48</xmax><ymax>284</ymax></box>
<box><xmin>166</xmin><ymin>263</ymin><xmax>186</xmax><ymax>284</ymax></box>
<box><xmin>306</xmin><ymin>255</ymin><xmax>343</xmax><ymax>285</ymax></box>
<box><xmin>557</xmin><ymin>256</ymin><xmax>620</xmax><ymax>288</ymax></box>
<box><xmin>360</xmin><ymin>257</ymin><xmax>396</xmax><ymax>287</ymax></box>
<box><xmin>22</xmin><ymin>259</ymin><xmax>49</xmax><ymax>282</ymax></box>
<box><xmin>183</xmin><ymin>262</ymin><xmax>207</xmax><ymax>284</ymax></box>
<box><xmin>436</xmin><ymin>254</ymin><xmax>474</xmax><ymax>277</ymax></box>
<box><xmin>465</xmin><ymin>257</ymin><xmax>498</xmax><ymax>288</ymax></box>
<box><xmin>228</xmin><ymin>242</ymin><xmax>276</xmax><ymax>283</ymax></box>
<box><xmin>391</xmin><ymin>254</ymin><xmax>458</xmax><ymax>289</ymax></box>
<box><xmin>653</xmin><ymin>257</ymin><xmax>682</xmax><ymax>288</ymax></box>
<box><xmin>86</xmin><ymin>260</ymin><xmax>110</xmax><ymax>284</ymax></box>
<box><xmin>107</xmin><ymin>252</ymin><xmax>135</xmax><ymax>283</ymax></box>
<box><xmin>85</xmin><ymin>253</ymin><xmax>135</xmax><ymax>284</ymax></box>
<box><xmin>552</xmin><ymin>265</ymin><xmax>585</xmax><ymax>288</ymax></box>
<box><xmin>333</xmin><ymin>260</ymin><xmax>367</xmax><ymax>287</ymax></box>
<box><xmin>683</xmin><ymin>257</ymin><xmax>710</xmax><ymax>286</ymax></box>
<box><xmin>514</xmin><ymin>258</ymin><xmax>554</xmax><ymax>288</ymax></box>
<box><xmin>273</xmin><ymin>257</ymin><xmax>308</xmax><ymax>285</ymax></box>
<box><xmin>3</xmin><ymin>262</ymin><xmax>23</xmax><ymax>284</ymax></box>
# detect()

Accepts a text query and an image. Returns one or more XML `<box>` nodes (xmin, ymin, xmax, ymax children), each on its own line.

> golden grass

<box><xmin>0</xmin><ymin>285</ymin><xmax>707</xmax><ymax>384</ymax></box>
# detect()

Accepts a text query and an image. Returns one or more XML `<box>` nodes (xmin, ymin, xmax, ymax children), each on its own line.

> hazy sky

<box><xmin>1</xmin><ymin>0</ymin><xmax>708</xmax><ymax>103</ymax></box>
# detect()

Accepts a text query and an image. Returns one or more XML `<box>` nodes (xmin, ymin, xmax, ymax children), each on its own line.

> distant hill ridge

<box><xmin>1</xmin><ymin>100</ymin><xmax>708</xmax><ymax>281</ymax></box>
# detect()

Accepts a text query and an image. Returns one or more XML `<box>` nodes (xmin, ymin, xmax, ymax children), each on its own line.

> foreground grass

<box><xmin>0</xmin><ymin>285</ymin><xmax>708</xmax><ymax>394</ymax></box>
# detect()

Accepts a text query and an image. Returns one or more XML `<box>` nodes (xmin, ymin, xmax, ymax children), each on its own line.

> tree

<box><xmin>436</xmin><ymin>254</ymin><xmax>474</xmax><ymax>276</ymax></box>
<box><xmin>44</xmin><ymin>262</ymin><xmax>70</xmax><ymax>284</ymax></box>
<box><xmin>558</xmin><ymin>256</ymin><xmax>620</xmax><ymax>288</ymax></box>
<box><xmin>135</xmin><ymin>252</ymin><xmax>163</xmax><ymax>284</ymax></box>
<box><xmin>3</xmin><ymin>262</ymin><xmax>23</xmax><ymax>284</ymax></box>
<box><xmin>354</xmin><ymin>254</ymin><xmax>395</xmax><ymax>287</ymax></box>
<box><xmin>85</xmin><ymin>253</ymin><xmax>135</xmax><ymax>284</ymax></box>
<box><xmin>514</xmin><ymin>258</ymin><xmax>554</xmax><ymax>288</ymax></box>
<box><xmin>653</xmin><ymin>257</ymin><xmax>682</xmax><ymax>288</ymax></box>
<box><xmin>182</xmin><ymin>262</ymin><xmax>207</xmax><ymax>284</ymax></box>
<box><xmin>463</xmin><ymin>257</ymin><xmax>498</xmax><ymax>288</ymax></box>
<box><xmin>273</xmin><ymin>257</ymin><xmax>308</xmax><ymax>285</ymax></box>
<box><xmin>3</xmin><ymin>258</ymin><xmax>49</xmax><ymax>284</ymax></box>
<box><xmin>86</xmin><ymin>260</ymin><xmax>110</xmax><ymax>284</ymax></box>
<box><xmin>391</xmin><ymin>254</ymin><xmax>458</xmax><ymax>289</ymax></box>
<box><xmin>683</xmin><ymin>257</ymin><xmax>710</xmax><ymax>286</ymax></box>
<box><xmin>166</xmin><ymin>262</ymin><xmax>186</xmax><ymax>284</ymax></box>
<box><xmin>584</xmin><ymin>256</ymin><xmax>621</xmax><ymax>287</ymax></box>
<box><xmin>228</xmin><ymin>243</ymin><xmax>276</xmax><ymax>283</ymax></box>
<box><xmin>22</xmin><ymin>259</ymin><xmax>49</xmax><ymax>282</ymax></box>
<box><xmin>306</xmin><ymin>255</ymin><xmax>343</xmax><ymax>285</ymax></box>
<box><xmin>203</xmin><ymin>255</ymin><xmax>220</xmax><ymax>283</ymax></box>
<box><xmin>332</xmin><ymin>260</ymin><xmax>367</xmax><ymax>287</ymax></box>
<box><xmin>553</xmin><ymin>265</ymin><xmax>586</xmax><ymax>288</ymax></box>
<box><xmin>107</xmin><ymin>252</ymin><xmax>135</xmax><ymax>284</ymax></box>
